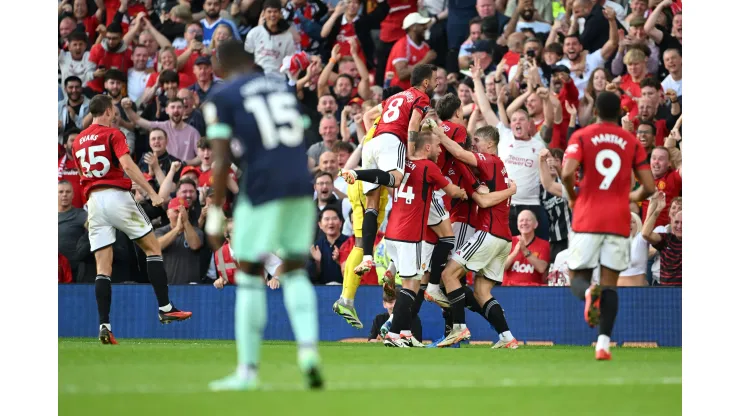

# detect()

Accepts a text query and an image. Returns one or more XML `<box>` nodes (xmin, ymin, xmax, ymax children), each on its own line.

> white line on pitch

<box><xmin>59</xmin><ymin>376</ymin><xmax>681</xmax><ymax>395</ymax></box>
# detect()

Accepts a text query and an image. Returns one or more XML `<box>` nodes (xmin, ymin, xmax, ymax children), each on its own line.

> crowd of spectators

<box><xmin>58</xmin><ymin>0</ymin><xmax>682</xmax><ymax>287</ymax></box>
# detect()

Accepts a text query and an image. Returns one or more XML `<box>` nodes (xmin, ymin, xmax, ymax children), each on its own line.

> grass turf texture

<box><xmin>59</xmin><ymin>339</ymin><xmax>681</xmax><ymax>415</ymax></box>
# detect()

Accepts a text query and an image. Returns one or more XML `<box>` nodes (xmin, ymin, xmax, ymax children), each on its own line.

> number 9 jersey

<box><xmin>204</xmin><ymin>73</ymin><xmax>313</xmax><ymax>206</ymax></box>
<box><xmin>72</xmin><ymin>125</ymin><xmax>132</xmax><ymax>198</ymax></box>
<box><xmin>564</xmin><ymin>122</ymin><xmax>649</xmax><ymax>237</ymax></box>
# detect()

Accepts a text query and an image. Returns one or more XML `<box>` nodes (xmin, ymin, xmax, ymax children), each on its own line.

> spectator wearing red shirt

<box><xmin>122</xmin><ymin>14</ymin><xmax>174</xmax><ymax>71</ymax></box>
<box><xmin>147</xmin><ymin>47</ymin><xmax>196</xmax><ymax>91</ymax></box>
<box><xmin>59</xmin><ymin>131</ymin><xmax>86</xmax><ymax>209</ymax></box>
<box><xmin>376</xmin><ymin>0</ymin><xmax>419</xmax><ymax>86</ymax></box>
<box><xmin>639</xmin><ymin>146</ymin><xmax>681</xmax><ymax>228</ymax></box>
<box><xmin>617</xmin><ymin>48</ymin><xmax>650</xmax><ymax>109</ymax></box>
<box><xmin>549</xmin><ymin>67</ymin><xmax>579</xmax><ymax>150</ymax></box>
<box><xmin>642</xmin><ymin>193</ymin><xmax>681</xmax><ymax>286</ymax></box>
<box><xmin>320</xmin><ymin>0</ymin><xmax>389</xmax><ymax>71</ymax></box>
<box><xmin>59</xmin><ymin>253</ymin><xmax>74</xmax><ymax>284</ymax></box>
<box><xmin>71</xmin><ymin>0</ymin><xmax>101</xmax><ymax>44</ymax></box>
<box><xmin>385</xmin><ymin>13</ymin><xmax>436</xmax><ymax>90</ymax></box>
<box><xmin>85</xmin><ymin>22</ymin><xmax>132</xmax><ymax>96</ymax></box>
<box><xmin>503</xmin><ymin>210</ymin><xmax>551</xmax><ymax>286</ymax></box>
<box><xmin>174</xmin><ymin>23</ymin><xmax>208</xmax><ymax>88</ymax></box>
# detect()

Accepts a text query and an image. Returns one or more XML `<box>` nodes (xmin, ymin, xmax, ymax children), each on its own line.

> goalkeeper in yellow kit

<box><xmin>332</xmin><ymin>114</ymin><xmax>389</xmax><ymax>329</ymax></box>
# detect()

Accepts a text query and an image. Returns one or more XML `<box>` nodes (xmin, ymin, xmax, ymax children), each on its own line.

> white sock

<box><xmin>387</xmin><ymin>262</ymin><xmax>397</xmax><ymax>276</ymax></box>
<box><xmin>362</xmin><ymin>255</ymin><xmax>373</xmax><ymax>263</ymax></box>
<box><xmin>237</xmin><ymin>363</ymin><xmax>257</xmax><ymax>380</ymax></box>
<box><xmin>453</xmin><ymin>323</ymin><xmax>467</xmax><ymax>331</ymax></box>
<box><xmin>340</xmin><ymin>297</ymin><xmax>354</xmax><ymax>307</ymax></box>
<box><xmin>387</xmin><ymin>314</ymin><xmax>394</xmax><ymax>323</ymax></box>
<box><xmin>100</xmin><ymin>324</ymin><xmax>111</xmax><ymax>331</ymax></box>
<box><xmin>597</xmin><ymin>334</ymin><xmax>611</xmax><ymax>351</ymax></box>
<box><xmin>388</xmin><ymin>332</ymin><xmax>400</xmax><ymax>338</ymax></box>
<box><xmin>400</xmin><ymin>330</ymin><xmax>412</xmax><ymax>337</ymax></box>
<box><xmin>427</xmin><ymin>283</ymin><xmax>440</xmax><ymax>292</ymax></box>
<box><xmin>500</xmin><ymin>330</ymin><xmax>513</xmax><ymax>342</ymax></box>
<box><xmin>159</xmin><ymin>303</ymin><xmax>173</xmax><ymax>312</ymax></box>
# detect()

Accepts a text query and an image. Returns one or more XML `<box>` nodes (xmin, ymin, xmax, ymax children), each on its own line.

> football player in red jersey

<box><xmin>562</xmin><ymin>91</ymin><xmax>655</xmax><ymax>360</ymax></box>
<box><xmin>382</xmin><ymin>131</ymin><xmax>467</xmax><ymax>348</ymax></box>
<box><xmin>340</xmin><ymin>64</ymin><xmax>437</xmax><ymax>277</ymax></box>
<box><xmin>421</xmin><ymin>93</ymin><xmax>486</xmax><ymax>309</ymax></box>
<box><xmin>73</xmin><ymin>95</ymin><xmax>192</xmax><ymax>345</ymax></box>
<box><xmin>429</xmin><ymin>121</ymin><xmax>520</xmax><ymax>348</ymax></box>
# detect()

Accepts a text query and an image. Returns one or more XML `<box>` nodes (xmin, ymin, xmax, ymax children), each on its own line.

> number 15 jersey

<box><xmin>564</xmin><ymin>122</ymin><xmax>649</xmax><ymax>237</ymax></box>
<box><xmin>372</xmin><ymin>87</ymin><xmax>430</xmax><ymax>145</ymax></box>
<box><xmin>204</xmin><ymin>72</ymin><xmax>313</xmax><ymax>206</ymax></box>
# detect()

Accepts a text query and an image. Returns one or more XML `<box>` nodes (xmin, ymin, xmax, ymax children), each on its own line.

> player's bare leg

<box><xmin>569</xmin><ymin>268</ymin><xmax>600</xmax><ymax>326</ymax></box>
<box><xmin>426</xmin><ymin>220</ymin><xmax>455</xmax><ymax>307</ymax></box>
<box><xmin>436</xmin><ymin>260</ymin><xmax>471</xmax><ymax>347</ymax></box>
<box><xmin>472</xmin><ymin>276</ymin><xmax>518</xmax><ymax>349</ymax></box>
<box><xmin>94</xmin><ymin>246</ymin><xmax>117</xmax><ymax>345</ymax></box>
<box><xmin>593</xmin><ymin>267</ymin><xmax>620</xmax><ymax>361</ymax></box>
<box><xmin>385</xmin><ymin>278</ymin><xmax>423</xmax><ymax>348</ymax></box>
<box><xmin>135</xmin><ymin>232</ymin><xmax>192</xmax><ymax>324</ymax></box>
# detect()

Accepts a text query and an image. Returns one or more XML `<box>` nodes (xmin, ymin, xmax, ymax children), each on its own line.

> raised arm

<box><xmin>538</xmin><ymin>149</ymin><xmax>562</xmax><ymax>196</ymax></box>
<box><xmin>538</xmin><ymin>88</ymin><xmax>554</xmax><ymax>144</ymax></box>
<box><xmin>318</xmin><ymin>45</ymin><xmax>340</xmax><ymax>97</ymax></box>
<box><xmin>641</xmin><ymin>192</ymin><xmax>666</xmax><ymax>244</ymax></box>
<box><xmin>119</xmin><ymin>153</ymin><xmax>164</xmax><ymax>207</ymax></box>
<box><xmin>363</xmin><ymin>104</ymin><xmax>382</xmax><ymax>131</ymax></box>
<box><xmin>321</xmin><ymin>3</ymin><xmax>344</xmax><ymax>38</ymax></box>
<box><xmin>470</xmin><ymin>59</ymin><xmax>501</xmax><ymax>127</ymax></box>
<box><xmin>644</xmin><ymin>0</ymin><xmax>672</xmax><ymax>44</ymax></box>
<box><xmin>664</xmin><ymin>129</ymin><xmax>682</xmax><ymax>176</ymax></box>
<box><xmin>601</xmin><ymin>7</ymin><xmax>619</xmax><ymax>60</ymax></box>
<box><xmin>507</xmin><ymin>87</ymin><xmax>532</xmax><ymax>119</ymax></box>
<box><xmin>121</xmin><ymin>98</ymin><xmax>153</xmax><ymax>130</ymax></box>
<box><xmin>351</xmin><ymin>41</ymin><xmax>372</xmax><ymax>100</ymax></box>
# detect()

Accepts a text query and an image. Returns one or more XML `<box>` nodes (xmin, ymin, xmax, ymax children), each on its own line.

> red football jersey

<box><xmin>502</xmin><ymin>236</ymin><xmax>551</xmax><ymax>286</ymax></box>
<box><xmin>437</xmin><ymin>121</ymin><xmax>469</xmax><ymax>209</ymax></box>
<box><xmin>473</xmin><ymin>152</ymin><xmax>512</xmax><ymax>241</ymax></box>
<box><xmin>373</xmin><ymin>88</ymin><xmax>430</xmax><ymax>145</ymax></box>
<box><xmin>386</xmin><ymin>35</ymin><xmax>430</xmax><ymax>90</ymax></box>
<box><xmin>380</xmin><ymin>1</ymin><xmax>416</xmax><ymax>43</ymax></box>
<box><xmin>448</xmin><ymin>162</ymin><xmax>480</xmax><ymax>227</ymax></box>
<box><xmin>564</xmin><ymin>122</ymin><xmax>650</xmax><ymax>237</ymax></box>
<box><xmin>385</xmin><ymin>158</ymin><xmax>449</xmax><ymax>243</ymax></box>
<box><xmin>72</xmin><ymin>124</ymin><xmax>132</xmax><ymax>198</ymax></box>
<box><xmin>641</xmin><ymin>168</ymin><xmax>681</xmax><ymax>228</ymax></box>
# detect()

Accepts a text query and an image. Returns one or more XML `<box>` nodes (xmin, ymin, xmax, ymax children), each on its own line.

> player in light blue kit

<box><xmin>203</xmin><ymin>39</ymin><xmax>322</xmax><ymax>391</ymax></box>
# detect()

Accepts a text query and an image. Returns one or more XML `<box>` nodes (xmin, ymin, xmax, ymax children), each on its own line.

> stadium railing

<box><xmin>58</xmin><ymin>285</ymin><xmax>682</xmax><ymax>346</ymax></box>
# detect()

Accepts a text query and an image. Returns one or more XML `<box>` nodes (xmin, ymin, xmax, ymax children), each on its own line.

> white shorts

<box><xmin>86</xmin><ymin>188</ymin><xmax>153</xmax><ymax>252</ymax></box>
<box><xmin>568</xmin><ymin>232</ymin><xmax>630</xmax><ymax>272</ymax></box>
<box><xmin>421</xmin><ymin>240</ymin><xmax>435</xmax><ymax>273</ymax></box>
<box><xmin>452</xmin><ymin>222</ymin><xmax>476</xmax><ymax>252</ymax></box>
<box><xmin>427</xmin><ymin>191</ymin><xmax>450</xmax><ymax>226</ymax></box>
<box><xmin>361</xmin><ymin>133</ymin><xmax>406</xmax><ymax>193</ymax></box>
<box><xmin>452</xmin><ymin>230</ymin><xmax>511</xmax><ymax>282</ymax></box>
<box><xmin>385</xmin><ymin>239</ymin><xmax>423</xmax><ymax>280</ymax></box>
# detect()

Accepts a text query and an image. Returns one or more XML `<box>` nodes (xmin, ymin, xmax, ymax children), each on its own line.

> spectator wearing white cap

<box><xmin>384</xmin><ymin>12</ymin><xmax>436</xmax><ymax>90</ymax></box>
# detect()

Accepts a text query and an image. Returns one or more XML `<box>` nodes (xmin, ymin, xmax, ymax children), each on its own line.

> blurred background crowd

<box><xmin>58</xmin><ymin>0</ymin><xmax>682</xmax><ymax>288</ymax></box>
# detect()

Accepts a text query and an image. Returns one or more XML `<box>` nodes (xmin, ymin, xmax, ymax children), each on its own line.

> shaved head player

<box><xmin>203</xmin><ymin>39</ymin><xmax>323</xmax><ymax>391</ymax></box>
<box><xmin>72</xmin><ymin>95</ymin><xmax>192</xmax><ymax>345</ymax></box>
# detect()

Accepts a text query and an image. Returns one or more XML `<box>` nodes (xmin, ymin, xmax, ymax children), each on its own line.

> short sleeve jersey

<box><xmin>72</xmin><ymin>124</ymin><xmax>132</xmax><ymax>198</ymax></box>
<box><xmin>385</xmin><ymin>158</ymin><xmax>449</xmax><ymax>243</ymax></box>
<box><xmin>564</xmin><ymin>122</ymin><xmax>649</xmax><ymax>237</ymax></box>
<box><xmin>203</xmin><ymin>72</ymin><xmax>313</xmax><ymax>206</ymax></box>
<box><xmin>474</xmin><ymin>152</ymin><xmax>512</xmax><ymax>241</ymax></box>
<box><xmin>372</xmin><ymin>87</ymin><xmax>430</xmax><ymax>145</ymax></box>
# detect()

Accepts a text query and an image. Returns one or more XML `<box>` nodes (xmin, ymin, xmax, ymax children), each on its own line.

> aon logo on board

<box><xmin>511</xmin><ymin>261</ymin><xmax>534</xmax><ymax>273</ymax></box>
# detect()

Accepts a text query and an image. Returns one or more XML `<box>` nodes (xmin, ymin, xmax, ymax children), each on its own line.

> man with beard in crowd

<box><xmin>58</xmin><ymin>130</ymin><xmax>85</xmax><ymax>209</ymax></box>
<box><xmin>58</xmin><ymin>76</ymin><xmax>90</xmax><ymax>143</ymax></box>
<box><xmin>200</xmin><ymin>0</ymin><xmax>241</xmax><ymax>47</ymax></box>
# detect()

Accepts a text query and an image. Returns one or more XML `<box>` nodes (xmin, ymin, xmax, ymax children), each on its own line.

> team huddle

<box><xmin>70</xmin><ymin>38</ymin><xmax>655</xmax><ymax>391</ymax></box>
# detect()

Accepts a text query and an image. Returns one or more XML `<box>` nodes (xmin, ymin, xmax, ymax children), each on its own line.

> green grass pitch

<box><xmin>59</xmin><ymin>339</ymin><xmax>681</xmax><ymax>415</ymax></box>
